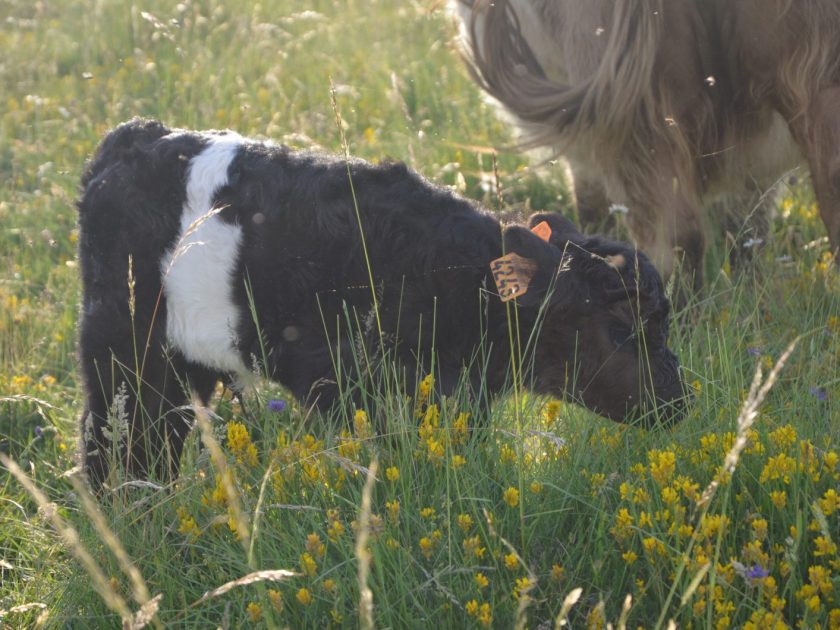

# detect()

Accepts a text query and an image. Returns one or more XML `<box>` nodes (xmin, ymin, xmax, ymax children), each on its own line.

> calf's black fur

<box><xmin>77</xmin><ymin>118</ymin><xmax>686</xmax><ymax>488</ymax></box>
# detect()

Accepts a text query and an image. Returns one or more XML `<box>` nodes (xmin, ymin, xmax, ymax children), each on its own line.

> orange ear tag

<box><xmin>530</xmin><ymin>220</ymin><xmax>552</xmax><ymax>242</ymax></box>
<box><xmin>490</xmin><ymin>252</ymin><xmax>538</xmax><ymax>302</ymax></box>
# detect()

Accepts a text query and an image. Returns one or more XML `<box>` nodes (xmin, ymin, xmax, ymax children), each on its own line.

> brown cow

<box><xmin>452</xmin><ymin>0</ymin><xmax>840</xmax><ymax>285</ymax></box>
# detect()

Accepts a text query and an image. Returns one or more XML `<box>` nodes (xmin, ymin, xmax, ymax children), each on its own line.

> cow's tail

<box><xmin>453</xmin><ymin>0</ymin><xmax>665</xmax><ymax>159</ymax></box>
<box><xmin>79</xmin><ymin>118</ymin><xmax>171</xmax><ymax>198</ymax></box>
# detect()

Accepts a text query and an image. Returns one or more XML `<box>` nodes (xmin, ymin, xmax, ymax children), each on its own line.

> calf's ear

<box><xmin>527</xmin><ymin>212</ymin><xmax>582</xmax><ymax>247</ymax></box>
<box><xmin>491</xmin><ymin>225</ymin><xmax>566</xmax><ymax>306</ymax></box>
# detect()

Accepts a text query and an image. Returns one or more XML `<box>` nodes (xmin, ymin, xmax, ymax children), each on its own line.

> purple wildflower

<box><xmin>809</xmin><ymin>387</ymin><xmax>827</xmax><ymax>401</ymax></box>
<box><xmin>267</xmin><ymin>399</ymin><xmax>287</xmax><ymax>413</ymax></box>
<box><xmin>34</xmin><ymin>425</ymin><xmax>43</xmax><ymax>439</ymax></box>
<box><xmin>745</xmin><ymin>564</ymin><xmax>769</xmax><ymax>580</ymax></box>
<box><xmin>747</xmin><ymin>347</ymin><xmax>762</xmax><ymax>357</ymax></box>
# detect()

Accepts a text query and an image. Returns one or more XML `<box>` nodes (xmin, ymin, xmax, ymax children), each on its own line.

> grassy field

<box><xmin>2</xmin><ymin>0</ymin><xmax>839</xmax><ymax>628</ymax></box>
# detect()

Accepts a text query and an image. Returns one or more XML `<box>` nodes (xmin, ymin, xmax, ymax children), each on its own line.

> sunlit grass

<box><xmin>2</xmin><ymin>0</ymin><xmax>840</xmax><ymax>627</ymax></box>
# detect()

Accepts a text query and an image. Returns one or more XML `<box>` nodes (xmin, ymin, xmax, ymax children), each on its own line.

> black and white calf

<box><xmin>77</xmin><ymin>118</ymin><xmax>687</xmax><ymax>488</ymax></box>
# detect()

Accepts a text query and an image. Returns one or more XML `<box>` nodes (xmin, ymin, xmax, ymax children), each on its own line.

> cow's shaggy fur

<box><xmin>77</xmin><ymin>119</ymin><xmax>686</xmax><ymax>488</ymax></box>
<box><xmin>453</xmin><ymin>0</ymin><xmax>840</xmax><ymax>283</ymax></box>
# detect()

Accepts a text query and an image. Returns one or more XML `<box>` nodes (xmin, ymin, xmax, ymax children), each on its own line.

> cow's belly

<box><xmin>707</xmin><ymin>110</ymin><xmax>804</xmax><ymax>200</ymax></box>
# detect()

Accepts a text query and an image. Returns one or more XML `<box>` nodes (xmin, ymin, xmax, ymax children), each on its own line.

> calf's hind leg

<box><xmin>79</xmin><ymin>300</ymin><xmax>195</xmax><ymax>489</ymax></box>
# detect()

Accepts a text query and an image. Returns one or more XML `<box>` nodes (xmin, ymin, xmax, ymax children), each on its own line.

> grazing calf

<box><xmin>77</xmin><ymin>118</ymin><xmax>686</xmax><ymax>488</ymax></box>
<box><xmin>452</xmin><ymin>0</ymin><xmax>840</xmax><ymax>284</ymax></box>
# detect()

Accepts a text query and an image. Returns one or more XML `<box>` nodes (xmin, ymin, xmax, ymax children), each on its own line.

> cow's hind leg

<box><xmin>791</xmin><ymin>87</ymin><xmax>840</xmax><ymax>256</ymax></box>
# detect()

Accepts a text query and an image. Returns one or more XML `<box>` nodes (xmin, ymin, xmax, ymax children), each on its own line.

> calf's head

<box><xmin>499</xmin><ymin>213</ymin><xmax>688</xmax><ymax>426</ymax></box>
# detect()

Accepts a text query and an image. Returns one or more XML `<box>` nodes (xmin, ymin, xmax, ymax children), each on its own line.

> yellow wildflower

<box><xmin>503</xmin><ymin>553</ymin><xmax>518</xmax><ymax>570</ymax></box>
<box><xmin>452</xmin><ymin>412</ymin><xmax>470</xmax><ymax>445</ymax></box>
<box><xmin>530</xmin><ymin>481</ymin><xmax>543</xmax><ymax>494</ymax></box>
<box><xmin>500</xmin><ymin>443</ymin><xmax>517</xmax><ymax>464</ymax></box>
<box><xmin>551</xmin><ymin>563</ymin><xmax>565</xmax><ymax>581</ymax></box>
<box><xmin>463</xmin><ymin>535</ymin><xmax>486</xmax><ymax>561</ymax></box>
<box><xmin>176</xmin><ymin>506</ymin><xmax>201</xmax><ymax>538</ymax></box>
<box><xmin>661</xmin><ymin>486</ymin><xmax>679</xmax><ymax>504</ymax></box>
<box><xmin>759</xmin><ymin>453</ymin><xmax>796</xmax><ymax>484</ymax></box>
<box><xmin>327</xmin><ymin>519</ymin><xmax>345</xmax><ymax>541</ymax></box>
<box><xmin>543</xmin><ymin>400</ymin><xmax>562</xmax><ymax>426</ymax></box>
<box><xmin>820</xmin><ymin>488</ymin><xmax>839</xmax><ymax>516</ymax></box>
<box><xmin>612</xmin><ymin>508</ymin><xmax>634</xmax><ymax>543</ymax></box>
<box><xmin>420</xmin><ymin>507</ymin><xmax>436</xmax><ymax>520</ymax></box>
<box><xmin>513</xmin><ymin>576</ymin><xmax>534</xmax><ymax>600</ymax></box>
<box><xmin>385</xmin><ymin>500</ymin><xmax>400</xmax><ymax>524</ymax></box>
<box><xmin>824</xmin><ymin>451</ymin><xmax>839</xmax><ymax>474</ymax></box>
<box><xmin>226</xmin><ymin>421</ymin><xmax>258</xmax><ymax>467</ymax></box>
<box><xmin>648</xmin><ymin>449</ymin><xmax>676</xmax><ymax>487</ymax></box>
<box><xmin>451</xmin><ymin>454</ymin><xmax>466</xmax><ymax>468</ymax></box>
<box><xmin>268</xmin><ymin>589</ymin><xmax>283</xmax><ymax>612</ymax></box>
<box><xmin>418</xmin><ymin>373</ymin><xmax>434</xmax><ymax>400</ymax></box>
<box><xmin>752</xmin><ymin>518</ymin><xmax>768</xmax><ymax>541</ymax></box>
<box><xmin>622</xmin><ymin>550</ymin><xmax>638</xmax><ymax>565</ymax></box>
<box><xmin>474</xmin><ymin>572</ymin><xmax>489</xmax><ymax>589</ymax></box>
<box><xmin>385</xmin><ymin>466</ymin><xmax>400</xmax><ymax>481</ymax></box>
<box><xmin>477</xmin><ymin>602</ymin><xmax>492</xmax><ymax>627</ymax></box>
<box><xmin>457</xmin><ymin>513</ymin><xmax>473</xmax><ymax>533</ymax></box>
<box><xmin>306</xmin><ymin>533</ymin><xmax>326</xmax><ymax>559</ymax></box>
<box><xmin>768</xmin><ymin>424</ymin><xmax>797</xmax><ymax>451</ymax></box>
<box><xmin>354</xmin><ymin>409</ymin><xmax>372</xmax><ymax>439</ymax></box>
<box><xmin>770</xmin><ymin>490</ymin><xmax>787</xmax><ymax>509</ymax></box>
<box><xmin>322</xmin><ymin>578</ymin><xmax>336</xmax><ymax>592</ymax></box>
<box><xmin>246</xmin><ymin>602</ymin><xmax>262</xmax><ymax>622</ymax></box>
<box><xmin>465</xmin><ymin>599</ymin><xmax>479</xmax><ymax>616</ymax></box>
<box><xmin>296</xmin><ymin>587</ymin><xmax>312</xmax><ymax>606</ymax></box>
<box><xmin>815</xmin><ymin>536</ymin><xmax>838</xmax><ymax>557</ymax></box>
<box><xmin>503</xmin><ymin>487</ymin><xmax>520</xmax><ymax>508</ymax></box>
<box><xmin>419</xmin><ymin>536</ymin><xmax>434</xmax><ymax>560</ymax></box>
<box><xmin>300</xmin><ymin>552</ymin><xmax>317</xmax><ymax>577</ymax></box>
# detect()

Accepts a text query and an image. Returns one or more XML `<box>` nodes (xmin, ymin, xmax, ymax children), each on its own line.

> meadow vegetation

<box><xmin>1</xmin><ymin>0</ymin><xmax>839</xmax><ymax>627</ymax></box>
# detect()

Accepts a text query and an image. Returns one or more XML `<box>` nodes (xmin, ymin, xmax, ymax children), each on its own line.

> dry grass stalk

<box><xmin>553</xmin><ymin>587</ymin><xmax>583</xmax><ymax>629</ymax></box>
<box><xmin>680</xmin><ymin>562</ymin><xmax>711</xmax><ymax>607</ymax></box>
<box><xmin>128</xmin><ymin>594</ymin><xmax>163</xmax><ymax>630</ymax></box>
<box><xmin>162</xmin><ymin>204</ymin><xmax>229</xmax><ymax>277</ymax></box>
<box><xmin>355</xmin><ymin>458</ymin><xmax>379</xmax><ymax>630</ymax></box>
<box><xmin>193</xmin><ymin>404</ymin><xmax>252</xmax><ymax>553</ymax></box>
<box><xmin>0</xmin><ymin>454</ymin><xmax>133</xmax><ymax>622</ymax></box>
<box><xmin>67</xmin><ymin>473</ymin><xmax>155</xmax><ymax>615</ymax></box>
<box><xmin>191</xmin><ymin>570</ymin><xmax>297</xmax><ymax>607</ymax></box>
<box><xmin>0</xmin><ymin>602</ymin><xmax>47</xmax><ymax>617</ymax></box>
<box><xmin>697</xmin><ymin>338</ymin><xmax>799</xmax><ymax>508</ymax></box>
<box><xmin>248</xmin><ymin>459</ymin><xmax>274</xmax><ymax>567</ymax></box>
<box><xmin>616</xmin><ymin>593</ymin><xmax>633</xmax><ymax>630</ymax></box>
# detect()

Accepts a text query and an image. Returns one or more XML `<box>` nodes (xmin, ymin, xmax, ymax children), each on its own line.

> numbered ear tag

<box><xmin>530</xmin><ymin>220</ymin><xmax>552</xmax><ymax>242</ymax></box>
<box><xmin>490</xmin><ymin>252</ymin><xmax>538</xmax><ymax>302</ymax></box>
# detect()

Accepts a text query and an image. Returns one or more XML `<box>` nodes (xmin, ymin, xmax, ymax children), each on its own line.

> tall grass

<box><xmin>2</xmin><ymin>0</ymin><xmax>839</xmax><ymax>628</ymax></box>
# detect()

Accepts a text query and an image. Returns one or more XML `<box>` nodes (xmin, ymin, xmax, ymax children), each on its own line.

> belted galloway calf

<box><xmin>77</xmin><ymin>118</ymin><xmax>686</xmax><ymax>488</ymax></box>
<box><xmin>453</xmin><ymin>0</ymin><xmax>840</xmax><ymax>284</ymax></box>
